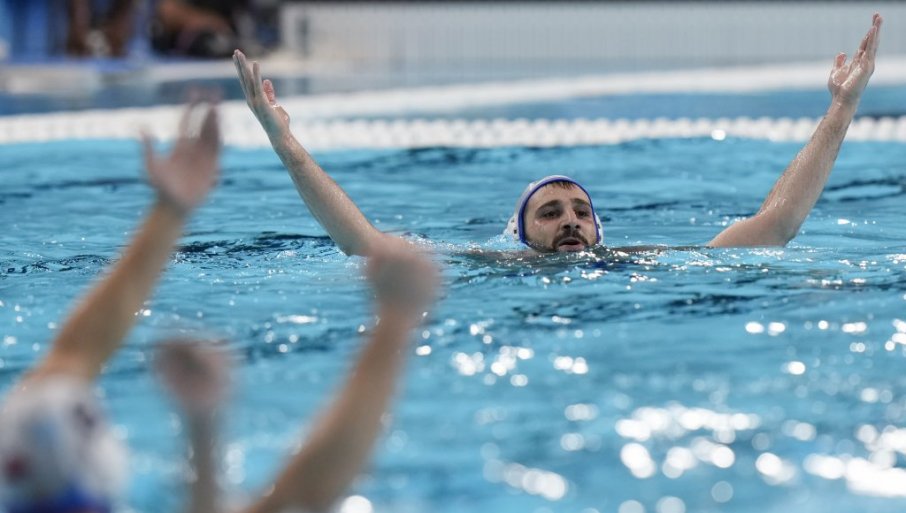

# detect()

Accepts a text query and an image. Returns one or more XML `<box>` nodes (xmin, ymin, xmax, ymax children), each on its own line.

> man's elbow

<box><xmin>775</xmin><ymin>229</ymin><xmax>798</xmax><ymax>247</ymax></box>
<box><xmin>749</xmin><ymin>208</ymin><xmax>802</xmax><ymax>247</ymax></box>
<box><xmin>749</xmin><ymin>223</ymin><xmax>797</xmax><ymax>247</ymax></box>
<box><xmin>335</xmin><ymin>240</ymin><xmax>360</xmax><ymax>257</ymax></box>
<box><xmin>772</xmin><ymin>216</ymin><xmax>804</xmax><ymax>246</ymax></box>
<box><xmin>334</xmin><ymin>236</ymin><xmax>372</xmax><ymax>257</ymax></box>
<box><xmin>709</xmin><ymin>213</ymin><xmax>799</xmax><ymax>248</ymax></box>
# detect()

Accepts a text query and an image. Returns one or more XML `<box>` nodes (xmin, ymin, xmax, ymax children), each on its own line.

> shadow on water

<box><xmin>0</xmin><ymin>233</ymin><xmax>340</xmax><ymax>277</ymax></box>
<box><xmin>175</xmin><ymin>232</ymin><xmax>338</xmax><ymax>264</ymax></box>
<box><xmin>1</xmin><ymin>254</ymin><xmax>112</xmax><ymax>276</ymax></box>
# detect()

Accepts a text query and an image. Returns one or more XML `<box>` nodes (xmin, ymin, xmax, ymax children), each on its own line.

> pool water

<box><xmin>3</xmin><ymin>137</ymin><xmax>906</xmax><ymax>513</ymax></box>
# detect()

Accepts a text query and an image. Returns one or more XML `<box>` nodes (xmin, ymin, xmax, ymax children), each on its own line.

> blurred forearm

<box><xmin>186</xmin><ymin>413</ymin><xmax>221</xmax><ymax>513</ymax></box>
<box><xmin>34</xmin><ymin>200</ymin><xmax>187</xmax><ymax>381</ymax></box>
<box><xmin>245</xmin><ymin>308</ymin><xmax>414</xmax><ymax>513</ymax></box>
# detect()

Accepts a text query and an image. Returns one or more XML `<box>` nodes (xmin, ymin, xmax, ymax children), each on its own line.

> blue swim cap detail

<box><xmin>7</xmin><ymin>483</ymin><xmax>110</xmax><ymax>513</ymax></box>
<box><xmin>505</xmin><ymin>175</ymin><xmax>602</xmax><ymax>247</ymax></box>
<box><xmin>0</xmin><ymin>378</ymin><xmax>127</xmax><ymax>513</ymax></box>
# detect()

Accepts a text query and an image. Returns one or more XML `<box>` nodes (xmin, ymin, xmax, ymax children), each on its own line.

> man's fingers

<box><xmin>868</xmin><ymin>15</ymin><xmax>882</xmax><ymax>58</ymax></box>
<box><xmin>233</xmin><ymin>50</ymin><xmax>251</xmax><ymax>99</ymax></box>
<box><xmin>859</xmin><ymin>14</ymin><xmax>882</xmax><ymax>61</ymax></box>
<box><xmin>263</xmin><ymin>79</ymin><xmax>278</xmax><ymax>105</ymax></box>
<box><xmin>139</xmin><ymin>130</ymin><xmax>155</xmax><ymax>171</ymax></box>
<box><xmin>178</xmin><ymin>99</ymin><xmax>201</xmax><ymax>139</ymax></box>
<box><xmin>241</xmin><ymin>54</ymin><xmax>257</xmax><ymax>100</ymax></box>
<box><xmin>864</xmin><ymin>27</ymin><xmax>878</xmax><ymax>57</ymax></box>
<box><xmin>858</xmin><ymin>26</ymin><xmax>871</xmax><ymax>54</ymax></box>
<box><xmin>252</xmin><ymin>61</ymin><xmax>263</xmax><ymax>98</ymax></box>
<box><xmin>199</xmin><ymin>104</ymin><xmax>221</xmax><ymax>153</ymax></box>
<box><xmin>236</xmin><ymin>50</ymin><xmax>260</xmax><ymax>101</ymax></box>
<box><xmin>834</xmin><ymin>52</ymin><xmax>846</xmax><ymax>70</ymax></box>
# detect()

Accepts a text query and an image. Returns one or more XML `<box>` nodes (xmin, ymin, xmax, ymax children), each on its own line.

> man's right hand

<box><xmin>155</xmin><ymin>340</ymin><xmax>230</xmax><ymax>418</ymax></box>
<box><xmin>828</xmin><ymin>13</ymin><xmax>882</xmax><ymax>109</ymax></box>
<box><xmin>234</xmin><ymin>50</ymin><xmax>291</xmax><ymax>138</ymax></box>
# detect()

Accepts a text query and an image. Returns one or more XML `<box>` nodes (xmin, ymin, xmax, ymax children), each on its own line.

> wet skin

<box><xmin>522</xmin><ymin>184</ymin><xmax>598</xmax><ymax>253</ymax></box>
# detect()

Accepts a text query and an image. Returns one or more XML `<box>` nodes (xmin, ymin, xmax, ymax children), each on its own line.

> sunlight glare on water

<box><xmin>2</xmin><ymin>136</ymin><xmax>906</xmax><ymax>512</ymax></box>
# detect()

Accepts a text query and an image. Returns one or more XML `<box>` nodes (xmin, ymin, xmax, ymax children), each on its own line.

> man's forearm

<box><xmin>707</xmin><ymin>101</ymin><xmax>857</xmax><ymax>248</ymax></box>
<box><xmin>244</xmin><ymin>310</ymin><xmax>413</xmax><ymax>513</ymax></box>
<box><xmin>753</xmin><ymin>101</ymin><xmax>856</xmax><ymax>242</ymax></box>
<box><xmin>186</xmin><ymin>413</ymin><xmax>220</xmax><ymax>513</ymax></box>
<box><xmin>758</xmin><ymin>101</ymin><xmax>856</xmax><ymax>223</ymax></box>
<box><xmin>270</xmin><ymin>131</ymin><xmax>384</xmax><ymax>257</ymax></box>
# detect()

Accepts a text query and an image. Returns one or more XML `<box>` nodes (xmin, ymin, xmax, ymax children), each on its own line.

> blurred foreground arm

<box><xmin>233</xmin><ymin>50</ymin><xmax>387</xmax><ymax>257</ymax></box>
<box><xmin>708</xmin><ymin>14</ymin><xmax>881</xmax><ymax>248</ymax></box>
<box><xmin>243</xmin><ymin>239</ymin><xmax>438</xmax><ymax>513</ymax></box>
<box><xmin>156</xmin><ymin>340</ymin><xmax>230</xmax><ymax>513</ymax></box>
<box><xmin>28</xmin><ymin>103</ymin><xmax>220</xmax><ymax>383</ymax></box>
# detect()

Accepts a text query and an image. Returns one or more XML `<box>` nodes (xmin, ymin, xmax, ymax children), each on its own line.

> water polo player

<box><xmin>233</xmin><ymin>14</ymin><xmax>882</xmax><ymax>256</ymax></box>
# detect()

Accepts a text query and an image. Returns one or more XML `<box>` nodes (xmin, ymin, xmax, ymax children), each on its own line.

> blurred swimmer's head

<box><xmin>0</xmin><ymin>377</ymin><xmax>127</xmax><ymax>513</ymax></box>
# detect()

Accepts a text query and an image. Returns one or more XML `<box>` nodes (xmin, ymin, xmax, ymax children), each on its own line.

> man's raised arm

<box><xmin>233</xmin><ymin>50</ymin><xmax>386</xmax><ymax>257</ymax></box>
<box><xmin>242</xmin><ymin>239</ymin><xmax>438</xmax><ymax>513</ymax></box>
<box><xmin>708</xmin><ymin>14</ymin><xmax>882</xmax><ymax>248</ymax></box>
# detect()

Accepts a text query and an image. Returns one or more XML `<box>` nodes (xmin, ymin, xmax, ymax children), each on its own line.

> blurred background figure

<box><xmin>150</xmin><ymin>0</ymin><xmax>264</xmax><ymax>59</ymax></box>
<box><xmin>65</xmin><ymin>0</ymin><xmax>138</xmax><ymax>57</ymax></box>
<box><xmin>0</xmin><ymin>0</ymin><xmax>278</xmax><ymax>61</ymax></box>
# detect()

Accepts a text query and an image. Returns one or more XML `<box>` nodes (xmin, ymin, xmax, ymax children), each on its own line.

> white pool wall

<box><xmin>280</xmin><ymin>1</ymin><xmax>906</xmax><ymax>73</ymax></box>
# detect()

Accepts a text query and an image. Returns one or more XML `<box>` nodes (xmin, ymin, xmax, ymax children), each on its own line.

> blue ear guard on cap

<box><xmin>504</xmin><ymin>175</ymin><xmax>603</xmax><ymax>246</ymax></box>
<box><xmin>0</xmin><ymin>378</ymin><xmax>126</xmax><ymax>513</ymax></box>
<box><xmin>7</xmin><ymin>483</ymin><xmax>111</xmax><ymax>513</ymax></box>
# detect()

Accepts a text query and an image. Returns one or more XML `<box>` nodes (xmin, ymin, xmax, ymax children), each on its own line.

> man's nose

<box><xmin>561</xmin><ymin>210</ymin><xmax>580</xmax><ymax>229</ymax></box>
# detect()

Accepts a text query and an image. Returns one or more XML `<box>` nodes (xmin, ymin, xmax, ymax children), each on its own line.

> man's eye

<box><xmin>541</xmin><ymin>211</ymin><xmax>558</xmax><ymax>218</ymax></box>
<box><xmin>577</xmin><ymin>210</ymin><xmax>591</xmax><ymax>218</ymax></box>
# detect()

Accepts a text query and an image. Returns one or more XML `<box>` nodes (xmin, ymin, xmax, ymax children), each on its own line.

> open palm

<box><xmin>234</xmin><ymin>49</ymin><xmax>291</xmax><ymax>137</ymax></box>
<box><xmin>143</xmin><ymin>103</ymin><xmax>221</xmax><ymax>213</ymax></box>
<box><xmin>156</xmin><ymin>340</ymin><xmax>230</xmax><ymax>416</ymax></box>
<box><xmin>367</xmin><ymin>238</ymin><xmax>439</xmax><ymax>320</ymax></box>
<box><xmin>829</xmin><ymin>14</ymin><xmax>882</xmax><ymax>107</ymax></box>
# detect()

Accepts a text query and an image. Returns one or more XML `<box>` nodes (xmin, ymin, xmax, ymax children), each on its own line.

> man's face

<box><xmin>522</xmin><ymin>183</ymin><xmax>598</xmax><ymax>252</ymax></box>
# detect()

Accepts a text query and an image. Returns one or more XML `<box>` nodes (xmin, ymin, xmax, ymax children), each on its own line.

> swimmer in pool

<box><xmin>0</xmin><ymin>100</ymin><xmax>221</xmax><ymax>513</ymax></box>
<box><xmin>233</xmin><ymin>14</ymin><xmax>882</xmax><ymax>256</ymax></box>
<box><xmin>155</xmin><ymin>240</ymin><xmax>437</xmax><ymax>513</ymax></box>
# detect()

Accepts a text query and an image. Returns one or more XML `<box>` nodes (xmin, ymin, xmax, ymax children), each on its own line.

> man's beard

<box><xmin>552</xmin><ymin>228</ymin><xmax>590</xmax><ymax>250</ymax></box>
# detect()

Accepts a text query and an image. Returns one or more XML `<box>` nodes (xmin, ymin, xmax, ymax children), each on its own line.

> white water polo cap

<box><xmin>504</xmin><ymin>175</ymin><xmax>603</xmax><ymax>246</ymax></box>
<box><xmin>0</xmin><ymin>377</ymin><xmax>128</xmax><ymax>513</ymax></box>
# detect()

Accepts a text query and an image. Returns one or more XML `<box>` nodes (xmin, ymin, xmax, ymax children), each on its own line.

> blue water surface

<box><xmin>3</xmin><ymin>137</ymin><xmax>906</xmax><ymax>513</ymax></box>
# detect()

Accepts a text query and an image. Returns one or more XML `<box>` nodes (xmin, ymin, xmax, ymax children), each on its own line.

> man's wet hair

<box><xmin>543</xmin><ymin>180</ymin><xmax>580</xmax><ymax>190</ymax></box>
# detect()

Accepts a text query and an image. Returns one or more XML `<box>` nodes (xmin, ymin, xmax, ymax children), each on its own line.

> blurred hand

<box><xmin>828</xmin><ymin>13</ymin><xmax>882</xmax><ymax>108</ymax></box>
<box><xmin>155</xmin><ymin>339</ymin><xmax>230</xmax><ymax>417</ymax></box>
<box><xmin>143</xmin><ymin>101</ymin><xmax>221</xmax><ymax>214</ymax></box>
<box><xmin>366</xmin><ymin>238</ymin><xmax>439</xmax><ymax>324</ymax></box>
<box><xmin>233</xmin><ymin>50</ymin><xmax>291</xmax><ymax>138</ymax></box>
